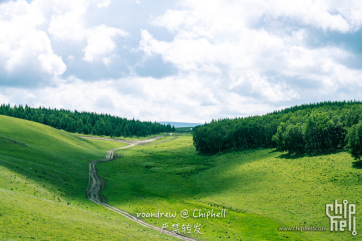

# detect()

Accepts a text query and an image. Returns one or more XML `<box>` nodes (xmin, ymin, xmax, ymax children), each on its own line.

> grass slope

<box><xmin>175</xmin><ymin>127</ymin><xmax>193</xmax><ymax>133</ymax></box>
<box><xmin>0</xmin><ymin>115</ymin><xmax>177</xmax><ymax>240</ymax></box>
<box><xmin>98</xmin><ymin>134</ymin><xmax>361</xmax><ymax>240</ymax></box>
<box><xmin>71</xmin><ymin>132</ymin><xmax>165</xmax><ymax>141</ymax></box>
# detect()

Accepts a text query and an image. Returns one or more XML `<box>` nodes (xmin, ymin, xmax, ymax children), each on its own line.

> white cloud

<box><xmin>152</xmin><ymin>0</ymin><xmax>362</xmax><ymax>34</ymax></box>
<box><xmin>0</xmin><ymin>0</ymin><xmax>66</xmax><ymax>76</ymax></box>
<box><xmin>38</xmin><ymin>53</ymin><xmax>66</xmax><ymax>75</ymax></box>
<box><xmin>140</xmin><ymin>0</ymin><xmax>362</xmax><ymax>107</ymax></box>
<box><xmin>83</xmin><ymin>25</ymin><xmax>128</xmax><ymax>64</ymax></box>
<box><xmin>97</xmin><ymin>0</ymin><xmax>111</xmax><ymax>8</ymax></box>
<box><xmin>266</xmin><ymin>0</ymin><xmax>362</xmax><ymax>33</ymax></box>
<box><xmin>46</xmin><ymin>0</ymin><xmax>128</xmax><ymax>65</ymax></box>
<box><xmin>48</xmin><ymin>6</ymin><xmax>86</xmax><ymax>42</ymax></box>
<box><xmin>0</xmin><ymin>0</ymin><xmax>128</xmax><ymax>86</ymax></box>
<box><xmin>8</xmin><ymin>71</ymin><xmax>350</xmax><ymax>122</ymax></box>
<box><xmin>2</xmin><ymin>0</ymin><xmax>362</xmax><ymax>122</ymax></box>
<box><xmin>228</xmin><ymin>73</ymin><xmax>300</xmax><ymax>102</ymax></box>
<box><xmin>0</xmin><ymin>74</ymin><xmax>245</xmax><ymax>122</ymax></box>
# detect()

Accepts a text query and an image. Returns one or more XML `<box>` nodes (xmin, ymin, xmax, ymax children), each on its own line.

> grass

<box><xmin>175</xmin><ymin>127</ymin><xmax>193</xmax><ymax>133</ymax></box>
<box><xmin>0</xmin><ymin>115</ymin><xmax>178</xmax><ymax>240</ymax></box>
<box><xmin>98</xmin><ymin>134</ymin><xmax>361</xmax><ymax>240</ymax></box>
<box><xmin>2</xmin><ymin>114</ymin><xmax>361</xmax><ymax>240</ymax></box>
<box><xmin>70</xmin><ymin>132</ymin><xmax>166</xmax><ymax>141</ymax></box>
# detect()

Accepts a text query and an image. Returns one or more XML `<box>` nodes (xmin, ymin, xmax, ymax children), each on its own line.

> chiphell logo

<box><xmin>326</xmin><ymin>200</ymin><xmax>357</xmax><ymax>236</ymax></box>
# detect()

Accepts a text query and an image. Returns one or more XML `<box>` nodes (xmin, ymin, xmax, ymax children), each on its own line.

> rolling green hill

<box><xmin>98</xmin><ymin>134</ymin><xmax>361</xmax><ymax>240</ymax></box>
<box><xmin>1</xmin><ymin>113</ymin><xmax>361</xmax><ymax>240</ymax></box>
<box><xmin>0</xmin><ymin>104</ymin><xmax>176</xmax><ymax>138</ymax></box>
<box><xmin>0</xmin><ymin>115</ymin><xmax>177</xmax><ymax>240</ymax></box>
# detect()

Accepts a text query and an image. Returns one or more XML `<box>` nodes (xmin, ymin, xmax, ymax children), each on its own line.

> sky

<box><xmin>1</xmin><ymin>0</ymin><xmax>362</xmax><ymax>123</ymax></box>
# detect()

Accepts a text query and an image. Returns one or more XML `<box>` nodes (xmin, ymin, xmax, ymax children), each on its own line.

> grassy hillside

<box><xmin>99</xmin><ymin>134</ymin><xmax>361</xmax><ymax>240</ymax></box>
<box><xmin>0</xmin><ymin>104</ymin><xmax>175</xmax><ymax>137</ymax></box>
<box><xmin>2</xmin><ymin>113</ymin><xmax>360</xmax><ymax>240</ymax></box>
<box><xmin>71</xmin><ymin>132</ymin><xmax>164</xmax><ymax>141</ymax></box>
<box><xmin>175</xmin><ymin>127</ymin><xmax>193</xmax><ymax>133</ymax></box>
<box><xmin>0</xmin><ymin>115</ymin><xmax>177</xmax><ymax>240</ymax></box>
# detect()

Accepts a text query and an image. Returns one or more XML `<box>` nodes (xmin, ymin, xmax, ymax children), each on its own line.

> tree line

<box><xmin>0</xmin><ymin>104</ymin><xmax>175</xmax><ymax>137</ymax></box>
<box><xmin>193</xmin><ymin>100</ymin><xmax>362</xmax><ymax>160</ymax></box>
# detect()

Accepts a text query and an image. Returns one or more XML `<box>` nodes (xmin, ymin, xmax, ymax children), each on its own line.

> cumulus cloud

<box><xmin>0</xmin><ymin>0</ymin><xmax>129</xmax><ymax>88</ymax></box>
<box><xmin>38</xmin><ymin>53</ymin><xmax>66</xmax><ymax>75</ymax></box>
<box><xmin>140</xmin><ymin>0</ymin><xmax>362</xmax><ymax>109</ymax></box>
<box><xmin>47</xmin><ymin>0</ymin><xmax>128</xmax><ymax>65</ymax></box>
<box><xmin>152</xmin><ymin>0</ymin><xmax>362</xmax><ymax>34</ymax></box>
<box><xmin>0</xmin><ymin>0</ymin><xmax>66</xmax><ymax>79</ymax></box>
<box><xmin>228</xmin><ymin>73</ymin><xmax>300</xmax><ymax>102</ymax></box>
<box><xmin>0</xmin><ymin>75</ymin><xmax>239</xmax><ymax>122</ymax></box>
<box><xmin>48</xmin><ymin>4</ymin><xmax>86</xmax><ymax>42</ymax></box>
<box><xmin>83</xmin><ymin>25</ymin><xmax>128</xmax><ymax>65</ymax></box>
<box><xmin>2</xmin><ymin>0</ymin><xmax>362</xmax><ymax>122</ymax></box>
<box><xmin>3</xmin><ymin>71</ymin><xmax>361</xmax><ymax>123</ymax></box>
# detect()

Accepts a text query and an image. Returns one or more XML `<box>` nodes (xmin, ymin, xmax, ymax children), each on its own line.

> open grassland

<box><xmin>175</xmin><ymin>127</ymin><xmax>193</xmax><ymax>133</ymax></box>
<box><xmin>71</xmin><ymin>132</ymin><xmax>167</xmax><ymax>141</ymax></box>
<box><xmin>99</xmin><ymin>134</ymin><xmax>361</xmax><ymax>241</ymax></box>
<box><xmin>0</xmin><ymin>115</ymin><xmax>178</xmax><ymax>240</ymax></box>
<box><xmin>1</xmin><ymin>114</ymin><xmax>361</xmax><ymax>240</ymax></box>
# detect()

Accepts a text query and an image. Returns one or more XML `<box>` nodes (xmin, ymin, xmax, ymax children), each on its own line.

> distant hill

<box><xmin>0</xmin><ymin>104</ymin><xmax>174</xmax><ymax>137</ymax></box>
<box><xmin>158</xmin><ymin>121</ymin><xmax>203</xmax><ymax>128</ymax></box>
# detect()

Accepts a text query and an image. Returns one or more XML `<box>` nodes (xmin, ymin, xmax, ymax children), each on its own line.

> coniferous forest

<box><xmin>0</xmin><ymin>104</ymin><xmax>175</xmax><ymax>137</ymax></box>
<box><xmin>193</xmin><ymin>100</ymin><xmax>362</xmax><ymax>160</ymax></box>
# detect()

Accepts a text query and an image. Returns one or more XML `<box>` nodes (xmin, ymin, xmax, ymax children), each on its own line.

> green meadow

<box><xmin>1</xmin><ymin>114</ymin><xmax>361</xmax><ymax>240</ymax></box>
<box><xmin>71</xmin><ymin>132</ymin><xmax>166</xmax><ymax>141</ymax></box>
<box><xmin>99</xmin><ymin>134</ymin><xmax>361</xmax><ymax>241</ymax></box>
<box><xmin>175</xmin><ymin>127</ymin><xmax>193</xmax><ymax>133</ymax></box>
<box><xmin>0</xmin><ymin>115</ymin><xmax>177</xmax><ymax>240</ymax></box>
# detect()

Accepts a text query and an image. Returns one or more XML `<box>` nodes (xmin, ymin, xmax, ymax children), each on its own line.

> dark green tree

<box><xmin>346</xmin><ymin>121</ymin><xmax>362</xmax><ymax>160</ymax></box>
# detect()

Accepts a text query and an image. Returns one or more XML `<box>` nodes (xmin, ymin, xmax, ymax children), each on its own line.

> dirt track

<box><xmin>84</xmin><ymin>136</ymin><xmax>197</xmax><ymax>241</ymax></box>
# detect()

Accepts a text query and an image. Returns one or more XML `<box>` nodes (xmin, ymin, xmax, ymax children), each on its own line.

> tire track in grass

<box><xmin>84</xmin><ymin>136</ymin><xmax>197</xmax><ymax>241</ymax></box>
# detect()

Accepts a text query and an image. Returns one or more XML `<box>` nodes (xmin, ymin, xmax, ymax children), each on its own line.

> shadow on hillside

<box><xmin>0</xmin><ymin>136</ymin><xmax>273</xmax><ymax>210</ymax></box>
<box><xmin>196</xmin><ymin>147</ymin><xmax>269</xmax><ymax>157</ymax></box>
<box><xmin>99</xmin><ymin>146</ymin><xmax>279</xmax><ymax>208</ymax></box>
<box><xmin>276</xmin><ymin>149</ymin><xmax>345</xmax><ymax>159</ymax></box>
<box><xmin>195</xmin><ymin>152</ymin><xmax>215</xmax><ymax>157</ymax></box>
<box><xmin>352</xmin><ymin>160</ymin><xmax>362</xmax><ymax>169</ymax></box>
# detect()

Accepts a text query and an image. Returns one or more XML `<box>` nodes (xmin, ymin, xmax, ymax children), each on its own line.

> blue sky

<box><xmin>1</xmin><ymin>0</ymin><xmax>362</xmax><ymax>122</ymax></box>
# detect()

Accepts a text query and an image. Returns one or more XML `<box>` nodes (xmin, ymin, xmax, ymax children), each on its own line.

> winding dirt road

<box><xmin>84</xmin><ymin>136</ymin><xmax>197</xmax><ymax>241</ymax></box>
